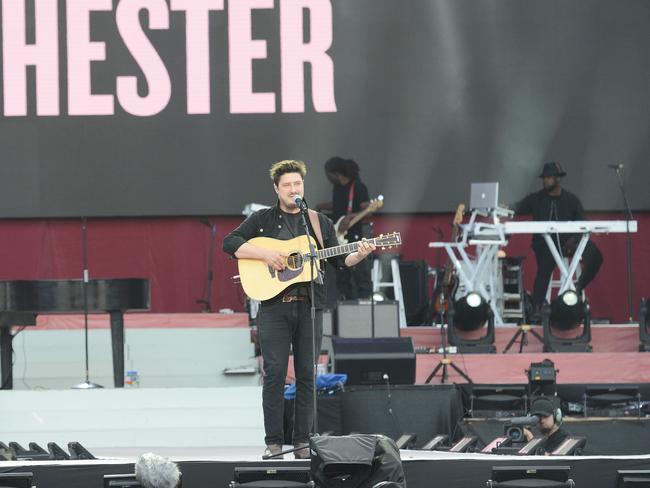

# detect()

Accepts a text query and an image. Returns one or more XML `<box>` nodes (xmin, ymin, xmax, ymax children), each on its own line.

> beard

<box><xmin>539</xmin><ymin>426</ymin><xmax>553</xmax><ymax>435</ymax></box>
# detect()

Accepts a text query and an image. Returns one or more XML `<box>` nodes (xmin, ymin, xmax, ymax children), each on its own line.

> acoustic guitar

<box><xmin>334</xmin><ymin>195</ymin><xmax>384</xmax><ymax>244</ymax></box>
<box><xmin>238</xmin><ymin>232</ymin><xmax>402</xmax><ymax>301</ymax></box>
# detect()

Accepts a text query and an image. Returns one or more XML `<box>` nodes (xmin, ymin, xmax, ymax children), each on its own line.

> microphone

<box><xmin>135</xmin><ymin>452</ymin><xmax>181</xmax><ymax>488</ymax></box>
<box><xmin>608</xmin><ymin>163</ymin><xmax>624</xmax><ymax>170</ymax></box>
<box><xmin>508</xmin><ymin>415</ymin><xmax>540</xmax><ymax>425</ymax></box>
<box><xmin>293</xmin><ymin>195</ymin><xmax>305</xmax><ymax>207</ymax></box>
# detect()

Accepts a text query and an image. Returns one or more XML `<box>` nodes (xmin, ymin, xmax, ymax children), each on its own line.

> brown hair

<box><xmin>269</xmin><ymin>160</ymin><xmax>307</xmax><ymax>185</ymax></box>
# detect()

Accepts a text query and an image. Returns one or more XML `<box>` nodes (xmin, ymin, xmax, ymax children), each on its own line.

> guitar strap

<box><xmin>346</xmin><ymin>181</ymin><xmax>356</xmax><ymax>213</ymax></box>
<box><xmin>307</xmin><ymin>209</ymin><xmax>324</xmax><ymax>248</ymax></box>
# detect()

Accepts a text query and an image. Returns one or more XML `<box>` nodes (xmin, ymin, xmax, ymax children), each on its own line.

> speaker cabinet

<box><xmin>331</xmin><ymin>337</ymin><xmax>415</xmax><ymax>385</ymax></box>
<box><xmin>399</xmin><ymin>260</ymin><xmax>430</xmax><ymax>325</ymax></box>
<box><xmin>336</xmin><ymin>300</ymin><xmax>399</xmax><ymax>338</ymax></box>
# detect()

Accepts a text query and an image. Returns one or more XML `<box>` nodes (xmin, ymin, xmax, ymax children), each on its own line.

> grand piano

<box><xmin>0</xmin><ymin>278</ymin><xmax>150</xmax><ymax>389</ymax></box>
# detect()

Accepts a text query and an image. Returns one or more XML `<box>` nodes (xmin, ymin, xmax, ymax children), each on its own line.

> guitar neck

<box><xmin>346</xmin><ymin>207</ymin><xmax>372</xmax><ymax>230</ymax></box>
<box><xmin>316</xmin><ymin>238</ymin><xmax>377</xmax><ymax>259</ymax></box>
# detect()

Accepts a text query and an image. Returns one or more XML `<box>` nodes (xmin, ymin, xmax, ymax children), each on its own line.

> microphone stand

<box><xmin>612</xmin><ymin>166</ymin><xmax>634</xmax><ymax>322</ymax></box>
<box><xmin>298</xmin><ymin>199</ymin><xmax>322</xmax><ymax>437</ymax></box>
<box><xmin>72</xmin><ymin>217</ymin><xmax>103</xmax><ymax>389</ymax></box>
<box><xmin>197</xmin><ymin>219</ymin><xmax>216</xmax><ymax>313</ymax></box>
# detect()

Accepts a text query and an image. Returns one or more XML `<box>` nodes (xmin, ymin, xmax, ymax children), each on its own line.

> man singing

<box><xmin>223</xmin><ymin>160</ymin><xmax>375</xmax><ymax>459</ymax></box>
<box><xmin>515</xmin><ymin>162</ymin><xmax>603</xmax><ymax>318</ymax></box>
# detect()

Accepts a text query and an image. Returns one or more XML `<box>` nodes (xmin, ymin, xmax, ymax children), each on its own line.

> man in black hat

<box><xmin>515</xmin><ymin>162</ymin><xmax>603</xmax><ymax>316</ymax></box>
<box><xmin>523</xmin><ymin>396</ymin><xmax>570</xmax><ymax>454</ymax></box>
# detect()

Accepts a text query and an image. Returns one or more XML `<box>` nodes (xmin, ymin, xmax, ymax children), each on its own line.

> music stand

<box><xmin>425</xmin><ymin>291</ymin><xmax>472</xmax><ymax>384</ymax></box>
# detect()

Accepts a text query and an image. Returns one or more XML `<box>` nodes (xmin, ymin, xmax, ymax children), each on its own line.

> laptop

<box><xmin>470</xmin><ymin>182</ymin><xmax>499</xmax><ymax>211</ymax></box>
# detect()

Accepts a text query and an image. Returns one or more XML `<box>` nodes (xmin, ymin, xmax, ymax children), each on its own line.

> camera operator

<box><xmin>523</xmin><ymin>396</ymin><xmax>570</xmax><ymax>455</ymax></box>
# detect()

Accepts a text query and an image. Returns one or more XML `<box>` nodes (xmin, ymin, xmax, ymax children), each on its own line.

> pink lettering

<box><xmin>116</xmin><ymin>0</ymin><xmax>171</xmax><ymax>117</ymax></box>
<box><xmin>280</xmin><ymin>0</ymin><xmax>336</xmax><ymax>113</ymax></box>
<box><xmin>228</xmin><ymin>0</ymin><xmax>275</xmax><ymax>114</ymax></box>
<box><xmin>2</xmin><ymin>0</ymin><xmax>59</xmax><ymax>116</ymax></box>
<box><xmin>66</xmin><ymin>0</ymin><xmax>114</xmax><ymax>116</ymax></box>
<box><xmin>170</xmin><ymin>0</ymin><xmax>223</xmax><ymax>115</ymax></box>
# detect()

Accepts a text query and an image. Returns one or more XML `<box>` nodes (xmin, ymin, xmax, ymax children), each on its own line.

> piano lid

<box><xmin>0</xmin><ymin>278</ymin><xmax>150</xmax><ymax>313</ymax></box>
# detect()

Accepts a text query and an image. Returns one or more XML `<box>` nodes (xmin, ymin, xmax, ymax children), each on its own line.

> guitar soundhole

<box><xmin>286</xmin><ymin>252</ymin><xmax>304</xmax><ymax>271</ymax></box>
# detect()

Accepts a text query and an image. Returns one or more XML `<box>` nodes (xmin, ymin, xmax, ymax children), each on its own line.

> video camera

<box><xmin>504</xmin><ymin>415</ymin><xmax>540</xmax><ymax>442</ymax></box>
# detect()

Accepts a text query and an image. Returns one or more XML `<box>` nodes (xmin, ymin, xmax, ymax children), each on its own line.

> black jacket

<box><xmin>514</xmin><ymin>188</ymin><xmax>586</xmax><ymax>247</ymax></box>
<box><xmin>222</xmin><ymin>203</ymin><xmax>343</xmax><ymax>307</ymax></box>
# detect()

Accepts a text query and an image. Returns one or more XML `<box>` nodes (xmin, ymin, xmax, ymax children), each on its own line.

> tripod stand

<box><xmin>425</xmin><ymin>292</ymin><xmax>472</xmax><ymax>384</ymax></box>
<box><xmin>503</xmin><ymin>323</ymin><xmax>543</xmax><ymax>353</ymax></box>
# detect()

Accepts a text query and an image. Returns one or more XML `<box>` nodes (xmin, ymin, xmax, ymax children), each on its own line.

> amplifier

<box><xmin>336</xmin><ymin>300</ymin><xmax>399</xmax><ymax>338</ymax></box>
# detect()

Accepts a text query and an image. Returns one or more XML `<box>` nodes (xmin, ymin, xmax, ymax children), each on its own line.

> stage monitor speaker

<box><xmin>331</xmin><ymin>337</ymin><xmax>415</xmax><ymax>385</ymax></box>
<box><xmin>337</xmin><ymin>300</ymin><xmax>399</xmax><ymax>338</ymax></box>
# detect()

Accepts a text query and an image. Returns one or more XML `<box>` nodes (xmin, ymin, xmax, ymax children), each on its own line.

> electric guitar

<box><xmin>334</xmin><ymin>195</ymin><xmax>384</xmax><ymax>244</ymax></box>
<box><xmin>432</xmin><ymin>204</ymin><xmax>465</xmax><ymax>314</ymax></box>
<box><xmin>238</xmin><ymin>232</ymin><xmax>402</xmax><ymax>301</ymax></box>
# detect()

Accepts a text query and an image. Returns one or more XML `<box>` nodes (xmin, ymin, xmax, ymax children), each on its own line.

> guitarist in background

<box><xmin>320</xmin><ymin>157</ymin><xmax>372</xmax><ymax>299</ymax></box>
<box><xmin>223</xmin><ymin>160</ymin><xmax>375</xmax><ymax>459</ymax></box>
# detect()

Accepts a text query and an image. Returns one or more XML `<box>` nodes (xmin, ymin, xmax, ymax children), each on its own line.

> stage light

<box><xmin>542</xmin><ymin>293</ymin><xmax>592</xmax><ymax>352</ymax></box>
<box><xmin>453</xmin><ymin>293</ymin><xmax>490</xmax><ymax>331</ymax></box>
<box><xmin>0</xmin><ymin>472</ymin><xmax>33</xmax><ymax>488</ymax></box>
<box><xmin>549</xmin><ymin>291</ymin><xmax>584</xmax><ymax>330</ymax></box>
<box><xmin>448</xmin><ymin>293</ymin><xmax>496</xmax><ymax>353</ymax></box>
<box><xmin>394</xmin><ymin>433</ymin><xmax>417</xmax><ymax>450</ymax></box>
<box><xmin>487</xmin><ymin>466</ymin><xmax>574</xmax><ymax>488</ymax></box>
<box><xmin>372</xmin><ymin>291</ymin><xmax>387</xmax><ymax>302</ymax></box>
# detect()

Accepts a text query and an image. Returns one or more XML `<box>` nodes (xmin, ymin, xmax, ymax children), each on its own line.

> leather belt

<box><xmin>281</xmin><ymin>295</ymin><xmax>307</xmax><ymax>303</ymax></box>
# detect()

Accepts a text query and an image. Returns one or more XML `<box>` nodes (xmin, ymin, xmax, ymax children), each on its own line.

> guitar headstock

<box><xmin>367</xmin><ymin>195</ymin><xmax>384</xmax><ymax>213</ymax></box>
<box><xmin>453</xmin><ymin>203</ymin><xmax>465</xmax><ymax>227</ymax></box>
<box><xmin>375</xmin><ymin>232</ymin><xmax>402</xmax><ymax>250</ymax></box>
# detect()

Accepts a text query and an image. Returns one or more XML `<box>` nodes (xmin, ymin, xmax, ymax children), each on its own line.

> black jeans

<box><xmin>532</xmin><ymin>239</ymin><xmax>604</xmax><ymax>309</ymax></box>
<box><xmin>258</xmin><ymin>300</ymin><xmax>322</xmax><ymax>446</ymax></box>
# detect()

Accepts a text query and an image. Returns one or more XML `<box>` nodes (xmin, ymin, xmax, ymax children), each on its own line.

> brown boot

<box><xmin>293</xmin><ymin>442</ymin><xmax>310</xmax><ymax>460</ymax></box>
<box><xmin>263</xmin><ymin>444</ymin><xmax>283</xmax><ymax>459</ymax></box>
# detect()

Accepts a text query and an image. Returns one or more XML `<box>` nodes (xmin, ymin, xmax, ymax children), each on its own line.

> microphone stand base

<box><xmin>71</xmin><ymin>380</ymin><xmax>104</xmax><ymax>390</ymax></box>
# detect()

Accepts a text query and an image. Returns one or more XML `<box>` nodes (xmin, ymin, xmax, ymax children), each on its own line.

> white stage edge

<box><xmin>0</xmin><ymin>386</ymin><xmax>266</xmax><ymax>449</ymax></box>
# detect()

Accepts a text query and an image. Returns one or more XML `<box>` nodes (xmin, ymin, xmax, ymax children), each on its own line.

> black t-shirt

<box><xmin>543</xmin><ymin>427</ymin><xmax>570</xmax><ymax>454</ymax></box>
<box><xmin>332</xmin><ymin>179</ymin><xmax>370</xmax><ymax>242</ymax></box>
<box><xmin>514</xmin><ymin>188</ymin><xmax>586</xmax><ymax>247</ymax></box>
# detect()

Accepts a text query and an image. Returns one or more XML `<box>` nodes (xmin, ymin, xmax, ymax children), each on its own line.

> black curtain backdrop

<box><xmin>0</xmin><ymin>0</ymin><xmax>648</xmax><ymax>217</ymax></box>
